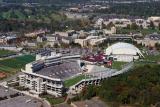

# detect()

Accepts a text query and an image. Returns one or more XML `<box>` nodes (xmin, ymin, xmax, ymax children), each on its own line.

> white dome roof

<box><xmin>105</xmin><ymin>42</ymin><xmax>143</xmax><ymax>57</ymax></box>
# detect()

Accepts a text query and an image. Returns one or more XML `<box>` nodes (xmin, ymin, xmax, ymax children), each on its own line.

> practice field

<box><xmin>0</xmin><ymin>50</ymin><xmax>16</xmax><ymax>57</ymax></box>
<box><xmin>0</xmin><ymin>55</ymin><xmax>35</xmax><ymax>74</ymax></box>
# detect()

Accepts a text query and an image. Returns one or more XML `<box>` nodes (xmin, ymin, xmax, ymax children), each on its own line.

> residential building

<box><xmin>148</xmin><ymin>16</ymin><xmax>160</xmax><ymax>27</ymax></box>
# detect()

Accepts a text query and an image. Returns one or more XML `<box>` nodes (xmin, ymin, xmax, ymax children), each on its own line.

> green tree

<box><xmin>150</xmin><ymin>21</ymin><xmax>155</xmax><ymax>30</ymax></box>
<box><xmin>130</xmin><ymin>23</ymin><xmax>139</xmax><ymax>30</ymax></box>
<box><xmin>106</xmin><ymin>22</ymin><xmax>114</xmax><ymax>29</ymax></box>
<box><xmin>158</xmin><ymin>23</ymin><xmax>160</xmax><ymax>30</ymax></box>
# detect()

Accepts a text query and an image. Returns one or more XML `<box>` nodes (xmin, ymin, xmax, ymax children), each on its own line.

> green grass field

<box><xmin>64</xmin><ymin>75</ymin><xmax>86</xmax><ymax>87</ymax></box>
<box><xmin>0</xmin><ymin>55</ymin><xmax>35</xmax><ymax>74</ymax></box>
<box><xmin>0</xmin><ymin>50</ymin><xmax>15</xmax><ymax>56</ymax></box>
<box><xmin>0</xmin><ymin>65</ymin><xmax>16</xmax><ymax>73</ymax></box>
<box><xmin>41</xmin><ymin>95</ymin><xmax>65</xmax><ymax>105</ymax></box>
<box><xmin>112</xmin><ymin>61</ymin><xmax>127</xmax><ymax>70</ymax></box>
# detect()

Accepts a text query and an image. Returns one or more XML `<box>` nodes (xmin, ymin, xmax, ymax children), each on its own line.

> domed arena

<box><xmin>105</xmin><ymin>42</ymin><xmax>144</xmax><ymax>62</ymax></box>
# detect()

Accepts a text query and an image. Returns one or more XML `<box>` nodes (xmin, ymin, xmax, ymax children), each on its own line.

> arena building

<box><xmin>105</xmin><ymin>42</ymin><xmax>144</xmax><ymax>62</ymax></box>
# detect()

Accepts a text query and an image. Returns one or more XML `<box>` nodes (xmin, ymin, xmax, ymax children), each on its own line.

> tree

<box><xmin>130</xmin><ymin>23</ymin><xmax>139</xmax><ymax>30</ymax></box>
<box><xmin>54</xmin><ymin>43</ymin><xmax>59</xmax><ymax>48</ymax></box>
<box><xmin>106</xmin><ymin>22</ymin><xmax>114</xmax><ymax>29</ymax></box>
<box><xmin>158</xmin><ymin>23</ymin><xmax>160</xmax><ymax>30</ymax></box>
<box><xmin>155</xmin><ymin>43</ymin><xmax>160</xmax><ymax>50</ymax></box>
<box><xmin>150</xmin><ymin>21</ymin><xmax>155</xmax><ymax>30</ymax></box>
<box><xmin>80</xmin><ymin>85</ymin><xmax>97</xmax><ymax>100</ymax></box>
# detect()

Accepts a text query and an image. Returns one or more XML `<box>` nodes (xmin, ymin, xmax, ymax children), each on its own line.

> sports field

<box><xmin>0</xmin><ymin>55</ymin><xmax>35</xmax><ymax>74</ymax></box>
<box><xmin>64</xmin><ymin>75</ymin><xmax>86</xmax><ymax>87</ymax></box>
<box><xmin>0</xmin><ymin>50</ymin><xmax>16</xmax><ymax>57</ymax></box>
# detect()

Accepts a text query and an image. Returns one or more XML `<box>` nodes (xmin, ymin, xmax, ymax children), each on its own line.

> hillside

<box><xmin>73</xmin><ymin>65</ymin><xmax>160</xmax><ymax>107</ymax></box>
<box><xmin>2</xmin><ymin>0</ymin><xmax>159</xmax><ymax>4</ymax></box>
<box><xmin>2</xmin><ymin>0</ymin><xmax>89</xmax><ymax>4</ymax></box>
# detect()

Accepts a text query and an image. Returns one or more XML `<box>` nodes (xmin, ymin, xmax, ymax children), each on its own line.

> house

<box><xmin>108</xmin><ymin>18</ymin><xmax>132</xmax><ymax>28</ymax></box>
<box><xmin>148</xmin><ymin>16</ymin><xmax>160</xmax><ymax>27</ymax></box>
<box><xmin>75</xmin><ymin>36</ymin><xmax>106</xmax><ymax>47</ymax></box>
<box><xmin>103</xmin><ymin>27</ymin><xmax>116</xmax><ymax>35</ymax></box>
<box><xmin>55</xmin><ymin>30</ymin><xmax>75</xmax><ymax>37</ymax></box>
<box><xmin>0</xmin><ymin>33</ymin><xmax>18</xmax><ymax>44</ymax></box>
<box><xmin>135</xmin><ymin>19</ymin><xmax>150</xmax><ymax>29</ymax></box>
<box><xmin>61</xmin><ymin>36</ymin><xmax>73</xmax><ymax>44</ymax></box>
<box><xmin>25</xmin><ymin>30</ymin><xmax>46</xmax><ymax>37</ymax></box>
<box><xmin>0</xmin><ymin>36</ymin><xmax>7</xmax><ymax>44</ymax></box>
<box><xmin>37</xmin><ymin>35</ymin><xmax>46</xmax><ymax>43</ymax></box>
<box><xmin>142</xmin><ymin>34</ymin><xmax>160</xmax><ymax>47</ymax></box>
<box><xmin>89</xmin><ymin>37</ymin><xmax>106</xmax><ymax>46</ymax></box>
<box><xmin>74</xmin><ymin>39</ymin><xmax>88</xmax><ymax>47</ymax></box>
<box><xmin>45</xmin><ymin>34</ymin><xmax>60</xmax><ymax>47</ymax></box>
<box><xmin>95</xmin><ymin>18</ymin><xmax>104</xmax><ymax>29</ymax></box>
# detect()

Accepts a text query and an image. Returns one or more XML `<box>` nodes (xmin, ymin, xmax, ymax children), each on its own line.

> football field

<box><xmin>0</xmin><ymin>55</ymin><xmax>35</xmax><ymax>74</ymax></box>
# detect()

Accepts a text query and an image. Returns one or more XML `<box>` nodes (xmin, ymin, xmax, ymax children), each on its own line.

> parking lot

<box><xmin>0</xmin><ymin>86</ymin><xmax>43</xmax><ymax>107</ymax></box>
<box><xmin>0</xmin><ymin>96</ymin><xmax>42</xmax><ymax>107</ymax></box>
<box><xmin>0</xmin><ymin>86</ymin><xmax>18</xmax><ymax>98</ymax></box>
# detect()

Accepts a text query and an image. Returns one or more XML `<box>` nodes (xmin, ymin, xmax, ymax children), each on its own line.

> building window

<box><xmin>47</xmin><ymin>85</ymin><xmax>51</xmax><ymax>90</ymax></box>
<box><xmin>52</xmin><ymin>87</ymin><xmax>55</xmax><ymax>91</ymax></box>
<box><xmin>27</xmin><ymin>80</ymin><xmax>30</xmax><ymax>84</ymax></box>
<box><xmin>43</xmin><ymin>79</ymin><xmax>46</xmax><ymax>82</ymax></box>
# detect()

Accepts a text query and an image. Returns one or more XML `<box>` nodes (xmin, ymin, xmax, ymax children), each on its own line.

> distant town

<box><xmin>0</xmin><ymin>1</ymin><xmax>160</xmax><ymax>107</ymax></box>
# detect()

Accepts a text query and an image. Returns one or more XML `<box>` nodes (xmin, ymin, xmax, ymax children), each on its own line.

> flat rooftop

<box><xmin>35</xmin><ymin>61</ymin><xmax>82</xmax><ymax>80</ymax></box>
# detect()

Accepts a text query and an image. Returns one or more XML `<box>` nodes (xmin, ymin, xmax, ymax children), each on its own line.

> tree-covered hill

<box><xmin>74</xmin><ymin>65</ymin><xmax>160</xmax><ymax>107</ymax></box>
<box><xmin>2</xmin><ymin>0</ymin><xmax>90</xmax><ymax>4</ymax></box>
<box><xmin>98</xmin><ymin>65</ymin><xmax>160</xmax><ymax>106</ymax></box>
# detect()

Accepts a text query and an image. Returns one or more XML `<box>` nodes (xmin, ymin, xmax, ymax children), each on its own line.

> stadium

<box><xmin>19</xmin><ymin>51</ymin><xmax>82</xmax><ymax>97</ymax></box>
<box><xmin>105</xmin><ymin>42</ymin><xmax>144</xmax><ymax>62</ymax></box>
<box><xmin>19</xmin><ymin>48</ymin><xmax>134</xmax><ymax>97</ymax></box>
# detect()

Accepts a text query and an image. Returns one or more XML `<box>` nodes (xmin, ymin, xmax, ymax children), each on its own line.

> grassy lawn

<box><xmin>0</xmin><ymin>55</ymin><xmax>35</xmax><ymax>74</ymax></box>
<box><xmin>41</xmin><ymin>95</ymin><xmax>65</xmax><ymax>105</ymax></box>
<box><xmin>64</xmin><ymin>75</ymin><xmax>86</xmax><ymax>87</ymax></box>
<box><xmin>111</xmin><ymin>61</ymin><xmax>127</xmax><ymax>70</ymax></box>
<box><xmin>0</xmin><ymin>50</ymin><xmax>16</xmax><ymax>57</ymax></box>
